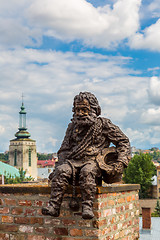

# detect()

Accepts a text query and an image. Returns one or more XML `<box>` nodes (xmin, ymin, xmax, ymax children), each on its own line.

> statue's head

<box><xmin>73</xmin><ymin>92</ymin><xmax>101</xmax><ymax>120</ymax></box>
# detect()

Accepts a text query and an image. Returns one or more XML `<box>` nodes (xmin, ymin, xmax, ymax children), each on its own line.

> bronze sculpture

<box><xmin>42</xmin><ymin>92</ymin><xmax>131</xmax><ymax>219</ymax></box>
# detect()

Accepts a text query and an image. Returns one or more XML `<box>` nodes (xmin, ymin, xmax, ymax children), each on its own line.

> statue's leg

<box><xmin>79</xmin><ymin>162</ymin><xmax>100</xmax><ymax>219</ymax></box>
<box><xmin>42</xmin><ymin>163</ymin><xmax>72</xmax><ymax>217</ymax></box>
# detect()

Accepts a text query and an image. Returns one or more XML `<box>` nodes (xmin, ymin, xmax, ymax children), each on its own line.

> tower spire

<box><xmin>22</xmin><ymin>93</ymin><xmax>24</xmax><ymax>105</ymax></box>
<box><xmin>15</xmin><ymin>98</ymin><xmax>31</xmax><ymax>139</ymax></box>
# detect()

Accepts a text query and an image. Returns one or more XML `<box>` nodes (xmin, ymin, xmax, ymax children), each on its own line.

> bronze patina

<box><xmin>42</xmin><ymin>92</ymin><xmax>131</xmax><ymax>219</ymax></box>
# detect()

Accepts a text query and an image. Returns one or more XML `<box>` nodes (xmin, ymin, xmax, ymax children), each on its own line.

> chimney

<box><xmin>142</xmin><ymin>207</ymin><xmax>151</xmax><ymax>230</ymax></box>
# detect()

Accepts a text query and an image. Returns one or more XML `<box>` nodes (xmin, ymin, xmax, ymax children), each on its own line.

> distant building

<box><xmin>157</xmin><ymin>166</ymin><xmax>160</xmax><ymax>199</ymax></box>
<box><xmin>9</xmin><ymin>101</ymin><xmax>37</xmax><ymax>180</ymax></box>
<box><xmin>37</xmin><ymin>159</ymin><xmax>56</xmax><ymax>168</ymax></box>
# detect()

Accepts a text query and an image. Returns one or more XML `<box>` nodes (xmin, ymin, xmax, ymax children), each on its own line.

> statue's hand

<box><xmin>105</xmin><ymin>165</ymin><xmax>115</xmax><ymax>175</ymax></box>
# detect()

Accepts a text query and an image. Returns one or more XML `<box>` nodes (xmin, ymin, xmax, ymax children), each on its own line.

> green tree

<box><xmin>152</xmin><ymin>200</ymin><xmax>160</xmax><ymax>217</ymax></box>
<box><xmin>149</xmin><ymin>151</ymin><xmax>160</xmax><ymax>161</ymax></box>
<box><xmin>37</xmin><ymin>153</ymin><xmax>54</xmax><ymax>160</ymax></box>
<box><xmin>4</xmin><ymin>168</ymin><xmax>34</xmax><ymax>184</ymax></box>
<box><xmin>0</xmin><ymin>152</ymin><xmax>9</xmax><ymax>163</ymax></box>
<box><xmin>123</xmin><ymin>153</ymin><xmax>156</xmax><ymax>199</ymax></box>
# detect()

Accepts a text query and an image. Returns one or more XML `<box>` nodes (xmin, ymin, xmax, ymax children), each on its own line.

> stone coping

<box><xmin>0</xmin><ymin>183</ymin><xmax>140</xmax><ymax>194</ymax></box>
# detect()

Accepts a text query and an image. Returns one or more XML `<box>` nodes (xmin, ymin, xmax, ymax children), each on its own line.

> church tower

<box><xmin>9</xmin><ymin>101</ymin><xmax>37</xmax><ymax>180</ymax></box>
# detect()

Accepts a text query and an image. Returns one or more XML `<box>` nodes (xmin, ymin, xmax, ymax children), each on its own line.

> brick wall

<box><xmin>0</xmin><ymin>184</ymin><xmax>140</xmax><ymax>240</ymax></box>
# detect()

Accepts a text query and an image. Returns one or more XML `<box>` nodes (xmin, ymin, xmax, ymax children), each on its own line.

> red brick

<box><xmin>44</xmin><ymin>218</ymin><xmax>61</xmax><ymax>226</ymax></box>
<box><xmin>93</xmin><ymin>219</ymin><xmax>107</xmax><ymax>228</ymax></box>
<box><xmin>0</xmin><ymin>224</ymin><xmax>18</xmax><ymax>232</ymax></box>
<box><xmin>0</xmin><ymin>207</ymin><xmax>9</xmax><ymax>214</ymax></box>
<box><xmin>28</xmin><ymin>235</ymin><xmax>45</xmax><ymax>240</ymax></box>
<box><xmin>46</xmin><ymin>238</ymin><xmax>61</xmax><ymax>240</ymax></box>
<box><xmin>4</xmin><ymin>198</ymin><xmax>16</xmax><ymax>206</ymax></box>
<box><xmin>94</xmin><ymin>211</ymin><xmax>101</xmax><ymax>218</ymax></box>
<box><xmin>108</xmin><ymin>200</ymin><xmax>115</xmax><ymax>206</ymax></box>
<box><xmin>103</xmin><ymin>209</ymin><xmax>112</xmax><ymax>217</ymax></box>
<box><xmin>24</xmin><ymin>208</ymin><xmax>36</xmax><ymax>216</ymax></box>
<box><xmin>30</xmin><ymin>217</ymin><xmax>43</xmax><ymax>225</ymax></box>
<box><xmin>101</xmin><ymin>226</ymin><xmax>111</xmax><ymax>235</ymax></box>
<box><xmin>34</xmin><ymin>227</ymin><xmax>48</xmax><ymax>234</ymax></box>
<box><xmin>111</xmin><ymin>217</ymin><xmax>115</xmax><ymax>224</ymax></box>
<box><xmin>84</xmin><ymin>229</ymin><xmax>100</xmax><ymax>237</ymax></box>
<box><xmin>18</xmin><ymin>200</ymin><xmax>32</xmax><ymax>206</ymax></box>
<box><xmin>132</xmin><ymin>195</ymin><xmax>135</xmax><ymax>201</ymax></box>
<box><xmin>78</xmin><ymin>220</ymin><xmax>91</xmax><ymax>227</ymax></box>
<box><xmin>33</xmin><ymin>200</ymin><xmax>44</xmax><ymax>207</ymax></box>
<box><xmin>37</xmin><ymin>208</ymin><xmax>43</xmax><ymax>215</ymax></box>
<box><xmin>54</xmin><ymin>228</ymin><xmax>68</xmax><ymax>236</ymax></box>
<box><xmin>127</xmin><ymin>196</ymin><xmax>132</xmax><ymax>202</ymax></box>
<box><xmin>62</xmin><ymin>219</ymin><xmax>76</xmax><ymax>226</ymax></box>
<box><xmin>9</xmin><ymin>234</ymin><xmax>26</xmax><ymax>240</ymax></box>
<box><xmin>0</xmin><ymin>233</ymin><xmax>9</xmax><ymax>240</ymax></box>
<box><xmin>70</xmin><ymin>229</ymin><xmax>82</xmax><ymax>236</ymax></box>
<box><xmin>12</xmin><ymin>207</ymin><xmax>23</xmax><ymax>215</ymax></box>
<box><xmin>14</xmin><ymin>217</ymin><xmax>30</xmax><ymax>224</ymax></box>
<box><xmin>2</xmin><ymin>215</ymin><xmax>13</xmax><ymax>223</ymax></box>
<box><xmin>118</xmin><ymin>198</ymin><xmax>125</xmax><ymax>204</ymax></box>
<box><xmin>19</xmin><ymin>225</ymin><xmax>33</xmax><ymax>233</ymax></box>
<box><xmin>62</xmin><ymin>238</ymin><xmax>84</xmax><ymax>240</ymax></box>
<box><xmin>62</xmin><ymin>238</ymin><xmax>83</xmax><ymax>240</ymax></box>
<box><xmin>0</xmin><ymin>199</ymin><xmax>3</xmax><ymax>205</ymax></box>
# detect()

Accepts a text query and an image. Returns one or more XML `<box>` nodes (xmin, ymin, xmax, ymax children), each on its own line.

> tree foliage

<box><xmin>4</xmin><ymin>168</ymin><xmax>34</xmax><ymax>184</ymax></box>
<box><xmin>149</xmin><ymin>150</ymin><xmax>160</xmax><ymax>162</ymax></box>
<box><xmin>152</xmin><ymin>200</ymin><xmax>160</xmax><ymax>217</ymax></box>
<box><xmin>0</xmin><ymin>152</ymin><xmax>9</xmax><ymax>163</ymax></box>
<box><xmin>123</xmin><ymin>153</ymin><xmax>156</xmax><ymax>199</ymax></box>
<box><xmin>37</xmin><ymin>153</ymin><xmax>54</xmax><ymax>160</ymax></box>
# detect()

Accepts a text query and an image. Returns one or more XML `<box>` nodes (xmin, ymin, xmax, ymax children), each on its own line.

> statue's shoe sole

<box><xmin>41</xmin><ymin>207</ymin><xmax>60</xmax><ymax>217</ymax></box>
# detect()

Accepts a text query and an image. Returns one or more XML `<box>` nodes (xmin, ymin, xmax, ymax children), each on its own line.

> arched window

<box><xmin>29</xmin><ymin>148</ymin><xmax>31</xmax><ymax>166</ymax></box>
<box><xmin>14</xmin><ymin>149</ymin><xmax>17</xmax><ymax>166</ymax></box>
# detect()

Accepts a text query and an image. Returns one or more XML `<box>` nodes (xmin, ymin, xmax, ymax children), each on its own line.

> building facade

<box><xmin>157</xmin><ymin>166</ymin><xmax>160</xmax><ymax>198</ymax></box>
<box><xmin>9</xmin><ymin>102</ymin><xmax>37</xmax><ymax>180</ymax></box>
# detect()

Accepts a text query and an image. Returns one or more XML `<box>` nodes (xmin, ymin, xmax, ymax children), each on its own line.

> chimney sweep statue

<box><xmin>42</xmin><ymin>92</ymin><xmax>131</xmax><ymax>219</ymax></box>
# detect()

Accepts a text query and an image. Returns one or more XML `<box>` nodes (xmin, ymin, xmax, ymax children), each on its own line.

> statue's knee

<box><xmin>55</xmin><ymin>164</ymin><xmax>72</xmax><ymax>177</ymax></box>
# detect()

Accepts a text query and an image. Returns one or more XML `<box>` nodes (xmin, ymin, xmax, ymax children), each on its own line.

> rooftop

<box><xmin>0</xmin><ymin>161</ymin><xmax>20</xmax><ymax>177</ymax></box>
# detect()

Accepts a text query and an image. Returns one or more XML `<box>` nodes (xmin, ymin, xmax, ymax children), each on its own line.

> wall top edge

<box><xmin>0</xmin><ymin>183</ymin><xmax>140</xmax><ymax>194</ymax></box>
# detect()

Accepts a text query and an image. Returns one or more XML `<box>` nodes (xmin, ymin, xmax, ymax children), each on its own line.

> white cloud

<box><xmin>129</xmin><ymin>19</ymin><xmax>160</xmax><ymax>51</ymax></box>
<box><xmin>0</xmin><ymin>0</ymin><xmax>141</xmax><ymax>49</ymax></box>
<box><xmin>148</xmin><ymin>76</ymin><xmax>160</xmax><ymax>105</ymax></box>
<box><xmin>0</xmin><ymin>126</ymin><xmax>5</xmax><ymax>135</ymax></box>
<box><xmin>27</xmin><ymin>0</ymin><xmax>141</xmax><ymax>48</ymax></box>
<box><xmin>48</xmin><ymin>137</ymin><xmax>57</xmax><ymax>147</ymax></box>
<box><xmin>141</xmin><ymin>107</ymin><xmax>160</xmax><ymax>125</ymax></box>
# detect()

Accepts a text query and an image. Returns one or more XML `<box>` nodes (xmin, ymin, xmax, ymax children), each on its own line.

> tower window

<box><xmin>29</xmin><ymin>148</ymin><xmax>31</xmax><ymax>166</ymax></box>
<box><xmin>14</xmin><ymin>149</ymin><xmax>17</xmax><ymax>166</ymax></box>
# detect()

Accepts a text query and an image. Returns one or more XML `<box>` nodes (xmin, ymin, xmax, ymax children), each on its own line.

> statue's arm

<box><xmin>102</xmin><ymin>118</ymin><xmax>131</xmax><ymax>166</ymax></box>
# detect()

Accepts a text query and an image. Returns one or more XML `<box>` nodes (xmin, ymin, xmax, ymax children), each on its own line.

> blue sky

<box><xmin>1</xmin><ymin>0</ymin><xmax>160</xmax><ymax>153</ymax></box>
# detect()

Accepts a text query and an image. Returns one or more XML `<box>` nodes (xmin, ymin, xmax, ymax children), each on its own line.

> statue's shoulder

<box><xmin>98</xmin><ymin>117</ymin><xmax>112</xmax><ymax>127</ymax></box>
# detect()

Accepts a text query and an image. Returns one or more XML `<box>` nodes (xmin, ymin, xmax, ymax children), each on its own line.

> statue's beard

<box><xmin>72</xmin><ymin>114</ymin><xmax>97</xmax><ymax>126</ymax></box>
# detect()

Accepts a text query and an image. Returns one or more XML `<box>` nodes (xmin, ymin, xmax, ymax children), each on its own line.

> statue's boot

<box><xmin>79</xmin><ymin>163</ymin><xmax>99</xmax><ymax>219</ymax></box>
<box><xmin>42</xmin><ymin>186</ymin><xmax>64</xmax><ymax>217</ymax></box>
<box><xmin>82</xmin><ymin>202</ymin><xmax>94</xmax><ymax>219</ymax></box>
<box><xmin>42</xmin><ymin>205</ymin><xmax>60</xmax><ymax>217</ymax></box>
<box><xmin>42</xmin><ymin>163</ymin><xmax>72</xmax><ymax>217</ymax></box>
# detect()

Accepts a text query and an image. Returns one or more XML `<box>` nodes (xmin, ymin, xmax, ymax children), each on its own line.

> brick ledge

<box><xmin>0</xmin><ymin>183</ymin><xmax>140</xmax><ymax>194</ymax></box>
